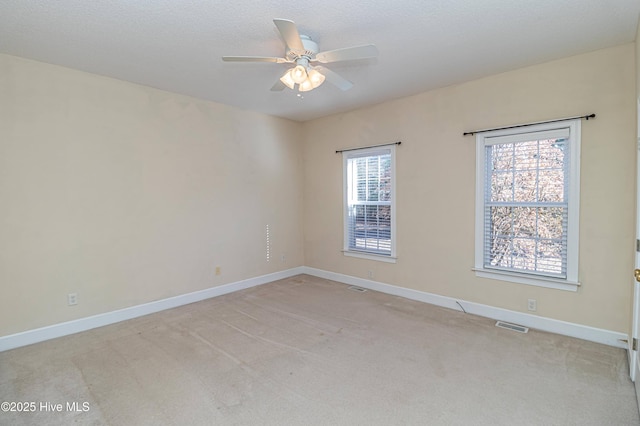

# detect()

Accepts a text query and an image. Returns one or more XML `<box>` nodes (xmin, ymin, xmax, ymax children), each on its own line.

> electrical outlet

<box><xmin>281</xmin><ymin>254</ymin><xmax>286</xmax><ymax>263</ymax></box>
<box><xmin>367</xmin><ymin>270</ymin><xmax>374</xmax><ymax>279</ymax></box>
<box><xmin>527</xmin><ymin>299</ymin><xmax>537</xmax><ymax>312</ymax></box>
<box><xmin>215</xmin><ymin>266</ymin><xmax>221</xmax><ymax>276</ymax></box>
<box><xmin>68</xmin><ymin>293</ymin><xmax>78</xmax><ymax>306</ymax></box>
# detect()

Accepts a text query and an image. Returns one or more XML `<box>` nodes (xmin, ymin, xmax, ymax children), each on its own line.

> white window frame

<box><xmin>343</xmin><ymin>145</ymin><xmax>397</xmax><ymax>263</ymax></box>
<box><xmin>474</xmin><ymin>120</ymin><xmax>581</xmax><ymax>291</ymax></box>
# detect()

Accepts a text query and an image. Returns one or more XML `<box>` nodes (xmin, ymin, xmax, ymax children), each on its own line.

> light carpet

<box><xmin>0</xmin><ymin>274</ymin><xmax>638</xmax><ymax>425</ymax></box>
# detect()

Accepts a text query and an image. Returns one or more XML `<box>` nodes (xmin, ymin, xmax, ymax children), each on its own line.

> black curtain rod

<box><xmin>336</xmin><ymin>141</ymin><xmax>401</xmax><ymax>154</ymax></box>
<box><xmin>463</xmin><ymin>114</ymin><xmax>595</xmax><ymax>136</ymax></box>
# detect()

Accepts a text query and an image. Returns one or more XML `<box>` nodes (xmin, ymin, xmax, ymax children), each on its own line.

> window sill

<box><xmin>343</xmin><ymin>250</ymin><xmax>397</xmax><ymax>264</ymax></box>
<box><xmin>473</xmin><ymin>268</ymin><xmax>580</xmax><ymax>292</ymax></box>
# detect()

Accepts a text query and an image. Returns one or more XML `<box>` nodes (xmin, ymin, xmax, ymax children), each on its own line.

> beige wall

<box><xmin>0</xmin><ymin>54</ymin><xmax>304</xmax><ymax>336</ymax></box>
<box><xmin>637</xmin><ymin>18</ymin><xmax>640</xmax><ymax>100</ymax></box>
<box><xmin>303</xmin><ymin>44</ymin><xmax>636</xmax><ymax>333</ymax></box>
<box><xmin>2</xmin><ymin>42</ymin><xmax>637</xmax><ymax>339</ymax></box>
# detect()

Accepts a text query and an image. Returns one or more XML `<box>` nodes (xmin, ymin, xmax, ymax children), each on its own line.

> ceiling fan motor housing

<box><xmin>286</xmin><ymin>35</ymin><xmax>318</xmax><ymax>62</ymax></box>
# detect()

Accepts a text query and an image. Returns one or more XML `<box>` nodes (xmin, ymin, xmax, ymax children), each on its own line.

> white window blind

<box><xmin>475</xmin><ymin>120</ymin><xmax>580</xmax><ymax>289</ymax></box>
<box><xmin>343</xmin><ymin>146</ymin><xmax>395</xmax><ymax>258</ymax></box>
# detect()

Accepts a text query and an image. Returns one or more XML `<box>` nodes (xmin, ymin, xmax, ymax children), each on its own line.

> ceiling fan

<box><xmin>222</xmin><ymin>19</ymin><xmax>378</xmax><ymax>92</ymax></box>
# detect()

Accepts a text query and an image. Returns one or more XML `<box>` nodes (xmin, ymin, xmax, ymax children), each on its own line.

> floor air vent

<box><xmin>348</xmin><ymin>286</ymin><xmax>367</xmax><ymax>292</ymax></box>
<box><xmin>495</xmin><ymin>321</ymin><xmax>528</xmax><ymax>333</ymax></box>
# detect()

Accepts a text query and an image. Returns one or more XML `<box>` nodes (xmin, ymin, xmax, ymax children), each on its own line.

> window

<box><xmin>343</xmin><ymin>146</ymin><xmax>396</xmax><ymax>262</ymax></box>
<box><xmin>474</xmin><ymin>120</ymin><xmax>580</xmax><ymax>291</ymax></box>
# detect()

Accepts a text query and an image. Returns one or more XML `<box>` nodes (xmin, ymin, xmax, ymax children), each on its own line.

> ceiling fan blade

<box><xmin>222</xmin><ymin>56</ymin><xmax>288</xmax><ymax>63</ymax></box>
<box><xmin>273</xmin><ymin>19</ymin><xmax>304</xmax><ymax>51</ymax></box>
<box><xmin>315</xmin><ymin>44</ymin><xmax>378</xmax><ymax>63</ymax></box>
<box><xmin>270</xmin><ymin>80</ymin><xmax>286</xmax><ymax>91</ymax></box>
<box><xmin>315</xmin><ymin>66</ymin><xmax>353</xmax><ymax>91</ymax></box>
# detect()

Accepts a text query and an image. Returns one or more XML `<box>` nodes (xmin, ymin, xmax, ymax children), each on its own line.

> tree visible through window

<box><xmin>475</xmin><ymin>121</ymin><xmax>580</xmax><ymax>288</ymax></box>
<box><xmin>344</xmin><ymin>146</ymin><xmax>395</xmax><ymax>259</ymax></box>
<box><xmin>487</xmin><ymin>137</ymin><xmax>566</xmax><ymax>275</ymax></box>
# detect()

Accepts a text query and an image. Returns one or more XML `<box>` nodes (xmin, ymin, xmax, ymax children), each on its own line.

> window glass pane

<box><xmin>484</xmin><ymin>133</ymin><xmax>569</xmax><ymax>277</ymax></box>
<box><xmin>491</xmin><ymin>144</ymin><xmax>513</xmax><ymax>171</ymax></box>
<box><xmin>488</xmin><ymin>205</ymin><xmax>566</xmax><ymax>275</ymax></box>
<box><xmin>491</xmin><ymin>171</ymin><xmax>513</xmax><ymax>202</ymax></box>
<box><xmin>538</xmin><ymin>169</ymin><xmax>564</xmax><ymax>202</ymax></box>
<box><xmin>537</xmin><ymin>207</ymin><xmax>564</xmax><ymax>240</ymax></box>
<box><xmin>536</xmin><ymin>240</ymin><xmax>563</xmax><ymax>274</ymax></box>
<box><xmin>489</xmin><ymin>237</ymin><xmax>512</xmax><ymax>268</ymax></box>
<box><xmin>510</xmin><ymin>238</ymin><xmax>538</xmax><ymax>271</ymax></box>
<box><xmin>511</xmin><ymin>207</ymin><xmax>536</xmax><ymax>237</ymax></box>
<box><xmin>490</xmin><ymin>138</ymin><xmax>566</xmax><ymax>204</ymax></box>
<box><xmin>350</xmin><ymin>204</ymin><xmax>391</xmax><ymax>254</ymax></box>
<box><xmin>513</xmin><ymin>171</ymin><xmax>537</xmax><ymax>202</ymax></box>
<box><xmin>352</xmin><ymin>154</ymin><xmax>392</xmax><ymax>203</ymax></box>
<box><xmin>490</xmin><ymin>206</ymin><xmax>512</xmax><ymax>238</ymax></box>
<box><xmin>379</xmin><ymin>156</ymin><xmax>392</xmax><ymax>201</ymax></box>
<box><xmin>356</xmin><ymin>159</ymin><xmax>367</xmax><ymax>201</ymax></box>
<box><xmin>513</xmin><ymin>140</ymin><xmax>538</xmax><ymax>170</ymax></box>
<box><xmin>538</xmin><ymin>138</ymin><xmax>565</xmax><ymax>169</ymax></box>
<box><xmin>345</xmin><ymin>149</ymin><xmax>393</xmax><ymax>257</ymax></box>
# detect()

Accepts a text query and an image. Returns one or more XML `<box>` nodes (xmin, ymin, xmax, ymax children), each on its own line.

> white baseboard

<box><xmin>0</xmin><ymin>267</ymin><xmax>305</xmax><ymax>352</ymax></box>
<box><xmin>1</xmin><ymin>266</ymin><xmax>628</xmax><ymax>352</ymax></box>
<box><xmin>302</xmin><ymin>267</ymin><xmax>628</xmax><ymax>349</ymax></box>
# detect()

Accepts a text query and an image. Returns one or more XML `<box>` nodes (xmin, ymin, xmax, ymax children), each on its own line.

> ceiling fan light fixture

<box><xmin>290</xmin><ymin>64</ymin><xmax>308</xmax><ymax>84</ymax></box>
<box><xmin>223</xmin><ymin>19</ymin><xmax>378</xmax><ymax>93</ymax></box>
<box><xmin>298</xmin><ymin>78</ymin><xmax>314</xmax><ymax>92</ymax></box>
<box><xmin>307</xmin><ymin>69</ymin><xmax>326</xmax><ymax>88</ymax></box>
<box><xmin>279</xmin><ymin>70</ymin><xmax>296</xmax><ymax>90</ymax></box>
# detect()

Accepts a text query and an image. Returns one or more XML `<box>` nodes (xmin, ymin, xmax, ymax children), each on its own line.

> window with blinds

<box><xmin>343</xmin><ymin>146</ymin><xmax>396</xmax><ymax>260</ymax></box>
<box><xmin>475</xmin><ymin>120</ymin><xmax>580</xmax><ymax>290</ymax></box>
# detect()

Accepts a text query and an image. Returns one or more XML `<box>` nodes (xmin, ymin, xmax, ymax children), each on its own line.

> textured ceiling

<box><xmin>1</xmin><ymin>1</ymin><xmax>639</xmax><ymax>122</ymax></box>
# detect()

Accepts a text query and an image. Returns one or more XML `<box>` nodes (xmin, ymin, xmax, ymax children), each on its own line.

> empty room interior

<box><xmin>2</xmin><ymin>1</ymin><xmax>640</xmax><ymax>425</ymax></box>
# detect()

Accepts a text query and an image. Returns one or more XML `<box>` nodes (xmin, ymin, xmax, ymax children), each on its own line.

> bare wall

<box><xmin>0</xmin><ymin>54</ymin><xmax>304</xmax><ymax>337</ymax></box>
<box><xmin>637</xmin><ymin>17</ymin><xmax>640</xmax><ymax>100</ymax></box>
<box><xmin>303</xmin><ymin>44</ymin><xmax>636</xmax><ymax>333</ymax></box>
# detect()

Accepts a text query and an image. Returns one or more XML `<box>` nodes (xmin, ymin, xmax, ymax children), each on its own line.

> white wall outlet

<box><xmin>68</xmin><ymin>293</ymin><xmax>78</xmax><ymax>306</ymax></box>
<box><xmin>367</xmin><ymin>270</ymin><xmax>374</xmax><ymax>279</ymax></box>
<box><xmin>215</xmin><ymin>266</ymin><xmax>221</xmax><ymax>276</ymax></box>
<box><xmin>281</xmin><ymin>254</ymin><xmax>286</xmax><ymax>263</ymax></box>
<box><xmin>527</xmin><ymin>299</ymin><xmax>537</xmax><ymax>312</ymax></box>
